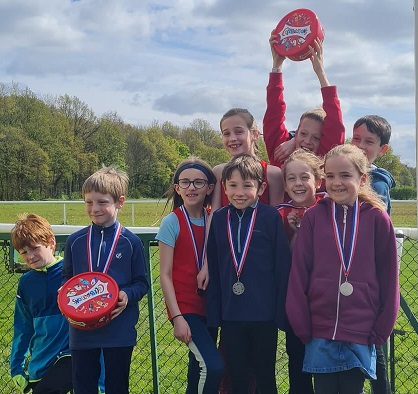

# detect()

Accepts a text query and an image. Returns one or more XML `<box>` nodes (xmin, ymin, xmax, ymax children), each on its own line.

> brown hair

<box><xmin>220</xmin><ymin>108</ymin><xmax>259</xmax><ymax>155</ymax></box>
<box><xmin>11</xmin><ymin>213</ymin><xmax>55</xmax><ymax>252</ymax></box>
<box><xmin>222</xmin><ymin>154</ymin><xmax>264</xmax><ymax>188</ymax></box>
<box><xmin>353</xmin><ymin>115</ymin><xmax>392</xmax><ymax>146</ymax></box>
<box><xmin>324</xmin><ymin>144</ymin><xmax>387</xmax><ymax>212</ymax></box>
<box><xmin>165</xmin><ymin>156</ymin><xmax>216</xmax><ymax>211</ymax></box>
<box><xmin>82</xmin><ymin>166</ymin><xmax>128</xmax><ymax>202</ymax></box>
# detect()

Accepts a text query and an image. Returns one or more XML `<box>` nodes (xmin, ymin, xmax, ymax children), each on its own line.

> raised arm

<box><xmin>263</xmin><ymin>31</ymin><xmax>290</xmax><ymax>167</ymax></box>
<box><xmin>309</xmin><ymin>39</ymin><xmax>345</xmax><ymax>156</ymax></box>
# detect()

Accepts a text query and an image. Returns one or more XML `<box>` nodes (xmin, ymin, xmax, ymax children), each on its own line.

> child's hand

<box><xmin>12</xmin><ymin>375</ymin><xmax>29</xmax><ymax>393</ymax></box>
<box><xmin>309</xmin><ymin>38</ymin><xmax>330</xmax><ymax>87</ymax></box>
<box><xmin>287</xmin><ymin>210</ymin><xmax>301</xmax><ymax>232</ymax></box>
<box><xmin>197</xmin><ymin>263</ymin><xmax>209</xmax><ymax>290</ymax></box>
<box><xmin>173</xmin><ymin>316</ymin><xmax>192</xmax><ymax>344</ymax></box>
<box><xmin>274</xmin><ymin>138</ymin><xmax>296</xmax><ymax>163</ymax></box>
<box><xmin>110</xmin><ymin>290</ymin><xmax>128</xmax><ymax>319</ymax></box>
<box><xmin>269</xmin><ymin>31</ymin><xmax>286</xmax><ymax>69</ymax></box>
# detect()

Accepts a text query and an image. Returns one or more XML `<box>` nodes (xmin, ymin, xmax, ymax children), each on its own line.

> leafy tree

<box><xmin>53</xmin><ymin>94</ymin><xmax>99</xmax><ymax>149</ymax></box>
<box><xmin>90</xmin><ymin>114</ymin><xmax>127</xmax><ymax>169</ymax></box>
<box><xmin>375</xmin><ymin>146</ymin><xmax>405</xmax><ymax>185</ymax></box>
<box><xmin>0</xmin><ymin>126</ymin><xmax>50</xmax><ymax>200</ymax></box>
<box><xmin>189</xmin><ymin>118</ymin><xmax>222</xmax><ymax>148</ymax></box>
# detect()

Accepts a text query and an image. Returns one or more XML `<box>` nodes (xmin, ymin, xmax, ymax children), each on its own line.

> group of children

<box><xmin>10</xmin><ymin>168</ymin><xmax>149</xmax><ymax>394</ymax></box>
<box><xmin>9</xmin><ymin>32</ymin><xmax>399</xmax><ymax>394</ymax></box>
<box><xmin>157</xmin><ymin>31</ymin><xmax>399</xmax><ymax>394</ymax></box>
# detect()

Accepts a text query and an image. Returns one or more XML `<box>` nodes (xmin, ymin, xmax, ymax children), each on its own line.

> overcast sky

<box><xmin>0</xmin><ymin>0</ymin><xmax>416</xmax><ymax>166</ymax></box>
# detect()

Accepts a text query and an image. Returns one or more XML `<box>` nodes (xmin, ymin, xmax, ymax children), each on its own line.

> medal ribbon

<box><xmin>331</xmin><ymin>200</ymin><xmax>360</xmax><ymax>276</ymax></box>
<box><xmin>227</xmin><ymin>205</ymin><xmax>258</xmax><ymax>277</ymax></box>
<box><xmin>180</xmin><ymin>205</ymin><xmax>207</xmax><ymax>271</ymax></box>
<box><xmin>87</xmin><ymin>222</ymin><xmax>122</xmax><ymax>273</ymax></box>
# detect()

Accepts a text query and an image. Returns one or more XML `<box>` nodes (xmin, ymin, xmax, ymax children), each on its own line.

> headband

<box><xmin>175</xmin><ymin>163</ymin><xmax>213</xmax><ymax>183</ymax></box>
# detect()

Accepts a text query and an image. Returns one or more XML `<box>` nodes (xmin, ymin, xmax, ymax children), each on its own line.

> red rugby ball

<box><xmin>273</xmin><ymin>8</ymin><xmax>324</xmax><ymax>61</ymax></box>
<box><xmin>58</xmin><ymin>272</ymin><xmax>119</xmax><ymax>330</ymax></box>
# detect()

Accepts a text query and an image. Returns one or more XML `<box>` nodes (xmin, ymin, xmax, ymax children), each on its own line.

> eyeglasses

<box><xmin>177</xmin><ymin>179</ymin><xmax>208</xmax><ymax>189</ymax></box>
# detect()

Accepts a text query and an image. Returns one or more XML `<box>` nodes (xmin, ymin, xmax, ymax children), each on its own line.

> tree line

<box><xmin>0</xmin><ymin>83</ymin><xmax>415</xmax><ymax>201</ymax></box>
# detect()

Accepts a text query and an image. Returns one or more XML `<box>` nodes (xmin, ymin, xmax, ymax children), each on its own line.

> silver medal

<box><xmin>232</xmin><ymin>281</ymin><xmax>245</xmax><ymax>295</ymax></box>
<box><xmin>340</xmin><ymin>281</ymin><xmax>353</xmax><ymax>296</ymax></box>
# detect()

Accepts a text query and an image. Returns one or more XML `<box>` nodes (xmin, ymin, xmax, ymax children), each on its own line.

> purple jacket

<box><xmin>286</xmin><ymin>197</ymin><xmax>399</xmax><ymax>346</ymax></box>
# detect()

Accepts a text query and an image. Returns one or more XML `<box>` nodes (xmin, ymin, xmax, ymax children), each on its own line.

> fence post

<box><xmin>388</xmin><ymin>230</ymin><xmax>405</xmax><ymax>393</ymax></box>
<box><xmin>144</xmin><ymin>239</ymin><xmax>160</xmax><ymax>394</ymax></box>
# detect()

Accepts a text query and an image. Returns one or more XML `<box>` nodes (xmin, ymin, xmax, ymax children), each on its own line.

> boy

<box><xmin>62</xmin><ymin>166</ymin><xmax>149</xmax><ymax>394</ymax></box>
<box><xmin>263</xmin><ymin>35</ymin><xmax>345</xmax><ymax>167</ymax></box>
<box><xmin>10</xmin><ymin>213</ymin><xmax>72</xmax><ymax>394</ymax></box>
<box><xmin>351</xmin><ymin>115</ymin><xmax>396</xmax><ymax>214</ymax></box>
<box><xmin>351</xmin><ymin>115</ymin><xmax>395</xmax><ymax>394</ymax></box>
<box><xmin>206</xmin><ymin>154</ymin><xmax>291</xmax><ymax>393</ymax></box>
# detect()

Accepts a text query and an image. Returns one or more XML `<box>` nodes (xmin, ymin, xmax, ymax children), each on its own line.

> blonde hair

<box><xmin>324</xmin><ymin>144</ymin><xmax>387</xmax><ymax>212</ymax></box>
<box><xmin>299</xmin><ymin>107</ymin><xmax>326</xmax><ymax>126</ymax></box>
<box><xmin>82</xmin><ymin>166</ymin><xmax>128</xmax><ymax>202</ymax></box>
<box><xmin>283</xmin><ymin>148</ymin><xmax>324</xmax><ymax>183</ymax></box>
<box><xmin>11</xmin><ymin>213</ymin><xmax>55</xmax><ymax>252</ymax></box>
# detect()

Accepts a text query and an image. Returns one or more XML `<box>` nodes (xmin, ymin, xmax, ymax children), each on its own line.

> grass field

<box><xmin>0</xmin><ymin>200</ymin><xmax>416</xmax><ymax>393</ymax></box>
<box><xmin>0</xmin><ymin>200</ymin><xmax>416</xmax><ymax>227</ymax></box>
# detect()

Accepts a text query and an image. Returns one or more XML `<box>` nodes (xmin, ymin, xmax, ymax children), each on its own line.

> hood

<box><xmin>370</xmin><ymin>166</ymin><xmax>396</xmax><ymax>189</ymax></box>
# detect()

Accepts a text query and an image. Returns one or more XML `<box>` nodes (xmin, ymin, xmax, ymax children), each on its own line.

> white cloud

<box><xmin>0</xmin><ymin>0</ymin><xmax>415</xmax><ymax>165</ymax></box>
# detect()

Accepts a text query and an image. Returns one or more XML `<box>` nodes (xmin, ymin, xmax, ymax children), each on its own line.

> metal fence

<box><xmin>0</xmin><ymin>228</ymin><xmax>416</xmax><ymax>394</ymax></box>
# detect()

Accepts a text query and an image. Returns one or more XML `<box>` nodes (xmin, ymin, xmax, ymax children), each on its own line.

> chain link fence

<box><xmin>0</xmin><ymin>230</ymin><xmax>416</xmax><ymax>393</ymax></box>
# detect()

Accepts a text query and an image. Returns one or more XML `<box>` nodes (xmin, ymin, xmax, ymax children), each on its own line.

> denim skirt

<box><xmin>303</xmin><ymin>338</ymin><xmax>377</xmax><ymax>379</ymax></box>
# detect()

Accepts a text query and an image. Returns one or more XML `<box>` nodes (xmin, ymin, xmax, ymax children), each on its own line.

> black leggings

<box><xmin>313</xmin><ymin>368</ymin><xmax>365</xmax><ymax>394</ymax></box>
<box><xmin>28</xmin><ymin>356</ymin><xmax>73</xmax><ymax>394</ymax></box>
<box><xmin>221</xmin><ymin>321</ymin><xmax>278</xmax><ymax>394</ymax></box>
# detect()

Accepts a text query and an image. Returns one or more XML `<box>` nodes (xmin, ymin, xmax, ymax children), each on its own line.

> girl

<box><xmin>286</xmin><ymin>144</ymin><xmax>400</xmax><ymax>394</ymax></box>
<box><xmin>212</xmin><ymin>108</ymin><xmax>285</xmax><ymax>393</ymax></box>
<box><xmin>277</xmin><ymin>149</ymin><xmax>325</xmax><ymax>394</ymax></box>
<box><xmin>157</xmin><ymin>157</ymin><xmax>224</xmax><ymax>394</ymax></box>
<box><xmin>278</xmin><ymin>148</ymin><xmax>325</xmax><ymax>250</ymax></box>
<box><xmin>212</xmin><ymin>108</ymin><xmax>284</xmax><ymax>211</ymax></box>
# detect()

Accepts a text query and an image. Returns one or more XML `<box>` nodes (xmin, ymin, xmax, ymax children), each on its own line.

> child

<box><xmin>62</xmin><ymin>166</ymin><xmax>149</xmax><ymax>394</ymax></box>
<box><xmin>263</xmin><ymin>35</ymin><xmax>345</xmax><ymax>167</ymax></box>
<box><xmin>351</xmin><ymin>115</ymin><xmax>396</xmax><ymax>214</ymax></box>
<box><xmin>286</xmin><ymin>144</ymin><xmax>400</xmax><ymax>394</ymax></box>
<box><xmin>207</xmin><ymin>154</ymin><xmax>291</xmax><ymax>393</ymax></box>
<box><xmin>351</xmin><ymin>115</ymin><xmax>396</xmax><ymax>394</ymax></box>
<box><xmin>157</xmin><ymin>157</ymin><xmax>224</xmax><ymax>393</ymax></box>
<box><xmin>277</xmin><ymin>149</ymin><xmax>325</xmax><ymax>394</ymax></box>
<box><xmin>278</xmin><ymin>149</ymin><xmax>325</xmax><ymax>249</ymax></box>
<box><xmin>10</xmin><ymin>213</ymin><xmax>72</xmax><ymax>394</ymax></box>
<box><xmin>212</xmin><ymin>108</ymin><xmax>285</xmax><ymax>211</ymax></box>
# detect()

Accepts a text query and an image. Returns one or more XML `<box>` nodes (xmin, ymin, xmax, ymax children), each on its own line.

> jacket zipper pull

<box><xmin>342</xmin><ymin>205</ymin><xmax>348</xmax><ymax>224</ymax></box>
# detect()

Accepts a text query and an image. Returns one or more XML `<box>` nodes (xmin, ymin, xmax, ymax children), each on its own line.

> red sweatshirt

<box><xmin>262</xmin><ymin>72</ymin><xmax>345</xmax><ymax>167</ymax></box>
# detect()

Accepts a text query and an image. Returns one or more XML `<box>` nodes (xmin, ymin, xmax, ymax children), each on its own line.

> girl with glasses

<box><xmin>157</xmin><ymin>157</ymin><xmax>224</xmax><ymax>393</ymax></box>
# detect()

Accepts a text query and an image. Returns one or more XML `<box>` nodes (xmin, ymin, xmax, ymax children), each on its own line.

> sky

<box><xmin>0</xmin><ymin>0</ymin><xmax>416</xmax><ymax>166</ymax></box>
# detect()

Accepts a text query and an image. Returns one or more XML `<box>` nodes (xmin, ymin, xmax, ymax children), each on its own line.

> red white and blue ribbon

<box><xmin>227</xmin><ymin>206</ymin><xmax>258</xmax><ymax>277</ymax></box>
<box><xmin>180</xmin><ymin>205</ymin><xmax>207</xmax><ymax>271</ymax></box>
<box><xmin>331</xmin><ymin>199</ymin><xmax>360</xmax><ymax>276</ymax></box>
<box><xmin>87</xmin><ymin>222</ymin><xmax>122</xmax><ymax>273</ymax></box>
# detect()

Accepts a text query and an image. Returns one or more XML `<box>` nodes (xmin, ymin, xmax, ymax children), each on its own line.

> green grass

<box><xmin>0</xmin><ymin>200</ymin><xmax>416</xmax><ymax>393</ymax></box>
<box><xmin>0</xmin><ymin>200</ymin><xmax>415</xmax><ymax>227</ymax></box>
